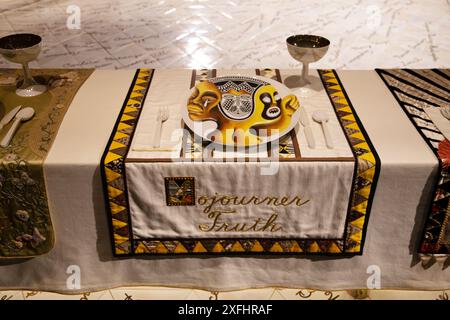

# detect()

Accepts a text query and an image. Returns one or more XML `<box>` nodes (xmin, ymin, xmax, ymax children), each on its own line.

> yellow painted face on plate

<box><xmin>186</xmin><ymin>76</ymin><xmax>299</xmax><ymax>146</ymax></box>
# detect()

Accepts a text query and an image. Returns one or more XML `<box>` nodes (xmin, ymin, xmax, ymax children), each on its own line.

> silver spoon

<box><xmin>312</xmin><ymin>110</ymin><xmax>333</xmax><ymax>149</ymax></box>
<box><xmin>1</xmin><ymin>107</ymin><xmax>35</xmax><ymax>147</ymax></box>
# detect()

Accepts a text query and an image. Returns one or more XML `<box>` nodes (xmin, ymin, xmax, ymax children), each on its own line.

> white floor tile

<box><xmin>0</xmin><ymin>0</ymin><xmax>447</xmax><ymax>69</ymax></box>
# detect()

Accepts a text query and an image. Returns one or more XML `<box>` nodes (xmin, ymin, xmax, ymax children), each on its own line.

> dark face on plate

<box><xmin>258</xmin><ymin>90</ymin><xmax>282</xmax><ymax>120</ymax></box>
<box><xmin>250</xmin><ymin>84</ymin><xmax>283</xmax><ymax>126</ymax></box>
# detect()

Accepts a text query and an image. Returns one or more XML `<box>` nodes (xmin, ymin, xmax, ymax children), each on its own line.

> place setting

<box><xmin>129</xmin><ymin>35</ymin><xmax>341</xmax><ymax>161</ymax></box>
<box><xmin>0</xmin><ymin>32</ymin><xmax>93</xmax><ymax>257</ymax></box>
<box><xmin>0</xmin><ymin>34</ymin><xmax>42</xmax><ymax>150</ymax></box>
<box><xmin>100</xmin><ymin>35</ymin><xmax>380</xmax><ymax>256</ymax></box>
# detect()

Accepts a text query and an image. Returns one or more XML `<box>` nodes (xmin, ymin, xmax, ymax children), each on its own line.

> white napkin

<box><xmin>423</xmin><ymin>107</ymin><xmax>450</xmax><ymax>141</ymax></box>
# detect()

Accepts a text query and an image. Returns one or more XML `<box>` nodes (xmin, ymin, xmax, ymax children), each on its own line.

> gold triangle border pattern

<box><xmin>101</xmin><ymin>69</ymin><xmax>154</xmax><ymax>256</ymax></box>
<box><xmin>318</xmin><ymin>69</ymin><xmax>380</xmax><ymax>254</ymax></box>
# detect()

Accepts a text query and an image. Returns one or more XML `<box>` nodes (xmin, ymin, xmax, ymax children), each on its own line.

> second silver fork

<box><xmin>153</xmin><ymin>107</ymin><xmax>169</xmax><ymax>148</ymax></box>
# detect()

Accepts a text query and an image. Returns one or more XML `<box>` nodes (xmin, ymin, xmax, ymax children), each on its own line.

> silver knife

<box><xmin>0</xmin><ymin>105</ymin><xmax>22</xmax><ymax>131</ymax></box>
<box><xmin>299</xmin><ymin>106</ymin><xmax>316</xmax><ymax>149</ymax></box>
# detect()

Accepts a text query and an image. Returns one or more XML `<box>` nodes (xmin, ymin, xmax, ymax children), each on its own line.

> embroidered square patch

<box><xmin>165</xmin><ymin>177</ymin><xmax>195</xmax><ymax>206</ymax></box>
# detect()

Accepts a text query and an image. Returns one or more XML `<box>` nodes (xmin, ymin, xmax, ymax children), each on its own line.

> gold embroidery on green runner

<box><xmin>0</xmin><ymin>69</ymin><xmax>94</xmax><ymax>257</ymax></box>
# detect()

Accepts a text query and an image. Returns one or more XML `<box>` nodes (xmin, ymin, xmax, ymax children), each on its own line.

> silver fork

<box><xmin>153</xmin><ymin>107</ymin><xmax>169</xmax><ymax>148</ymax></box>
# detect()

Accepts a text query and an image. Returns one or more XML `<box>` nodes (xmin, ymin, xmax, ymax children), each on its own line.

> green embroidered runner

<box><xmin>0</xmin><ymin>69</ymin><xmax>93</xmax><ymax>258</ymax></box>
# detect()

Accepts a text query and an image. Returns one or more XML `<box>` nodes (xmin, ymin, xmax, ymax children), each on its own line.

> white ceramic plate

<box><xmin>181</xmin><ymin>75</ymin><xmax>300</xmax><ymax>146</ymax></box>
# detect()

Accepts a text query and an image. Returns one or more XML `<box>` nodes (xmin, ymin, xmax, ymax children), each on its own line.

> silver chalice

<box><xmin>0</xmin><ymin>33</ymin><xmax>47</xmax><ymax>97</ymax></box>
<box><xmin>286</xmin><ymin>34</ymin><xmax>330</xmax><ymax>97</ymax></box>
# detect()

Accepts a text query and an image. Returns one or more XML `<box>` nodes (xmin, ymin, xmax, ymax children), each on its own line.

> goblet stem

<box><xmin>301</xmin><ymin>61</ymin><xmax>310</xmax><ymax>85</ymax></box>
<box><xmin>20</xmin><ymin>62</ymin><xmax>37</xmax><ymax>88</ymax></box>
